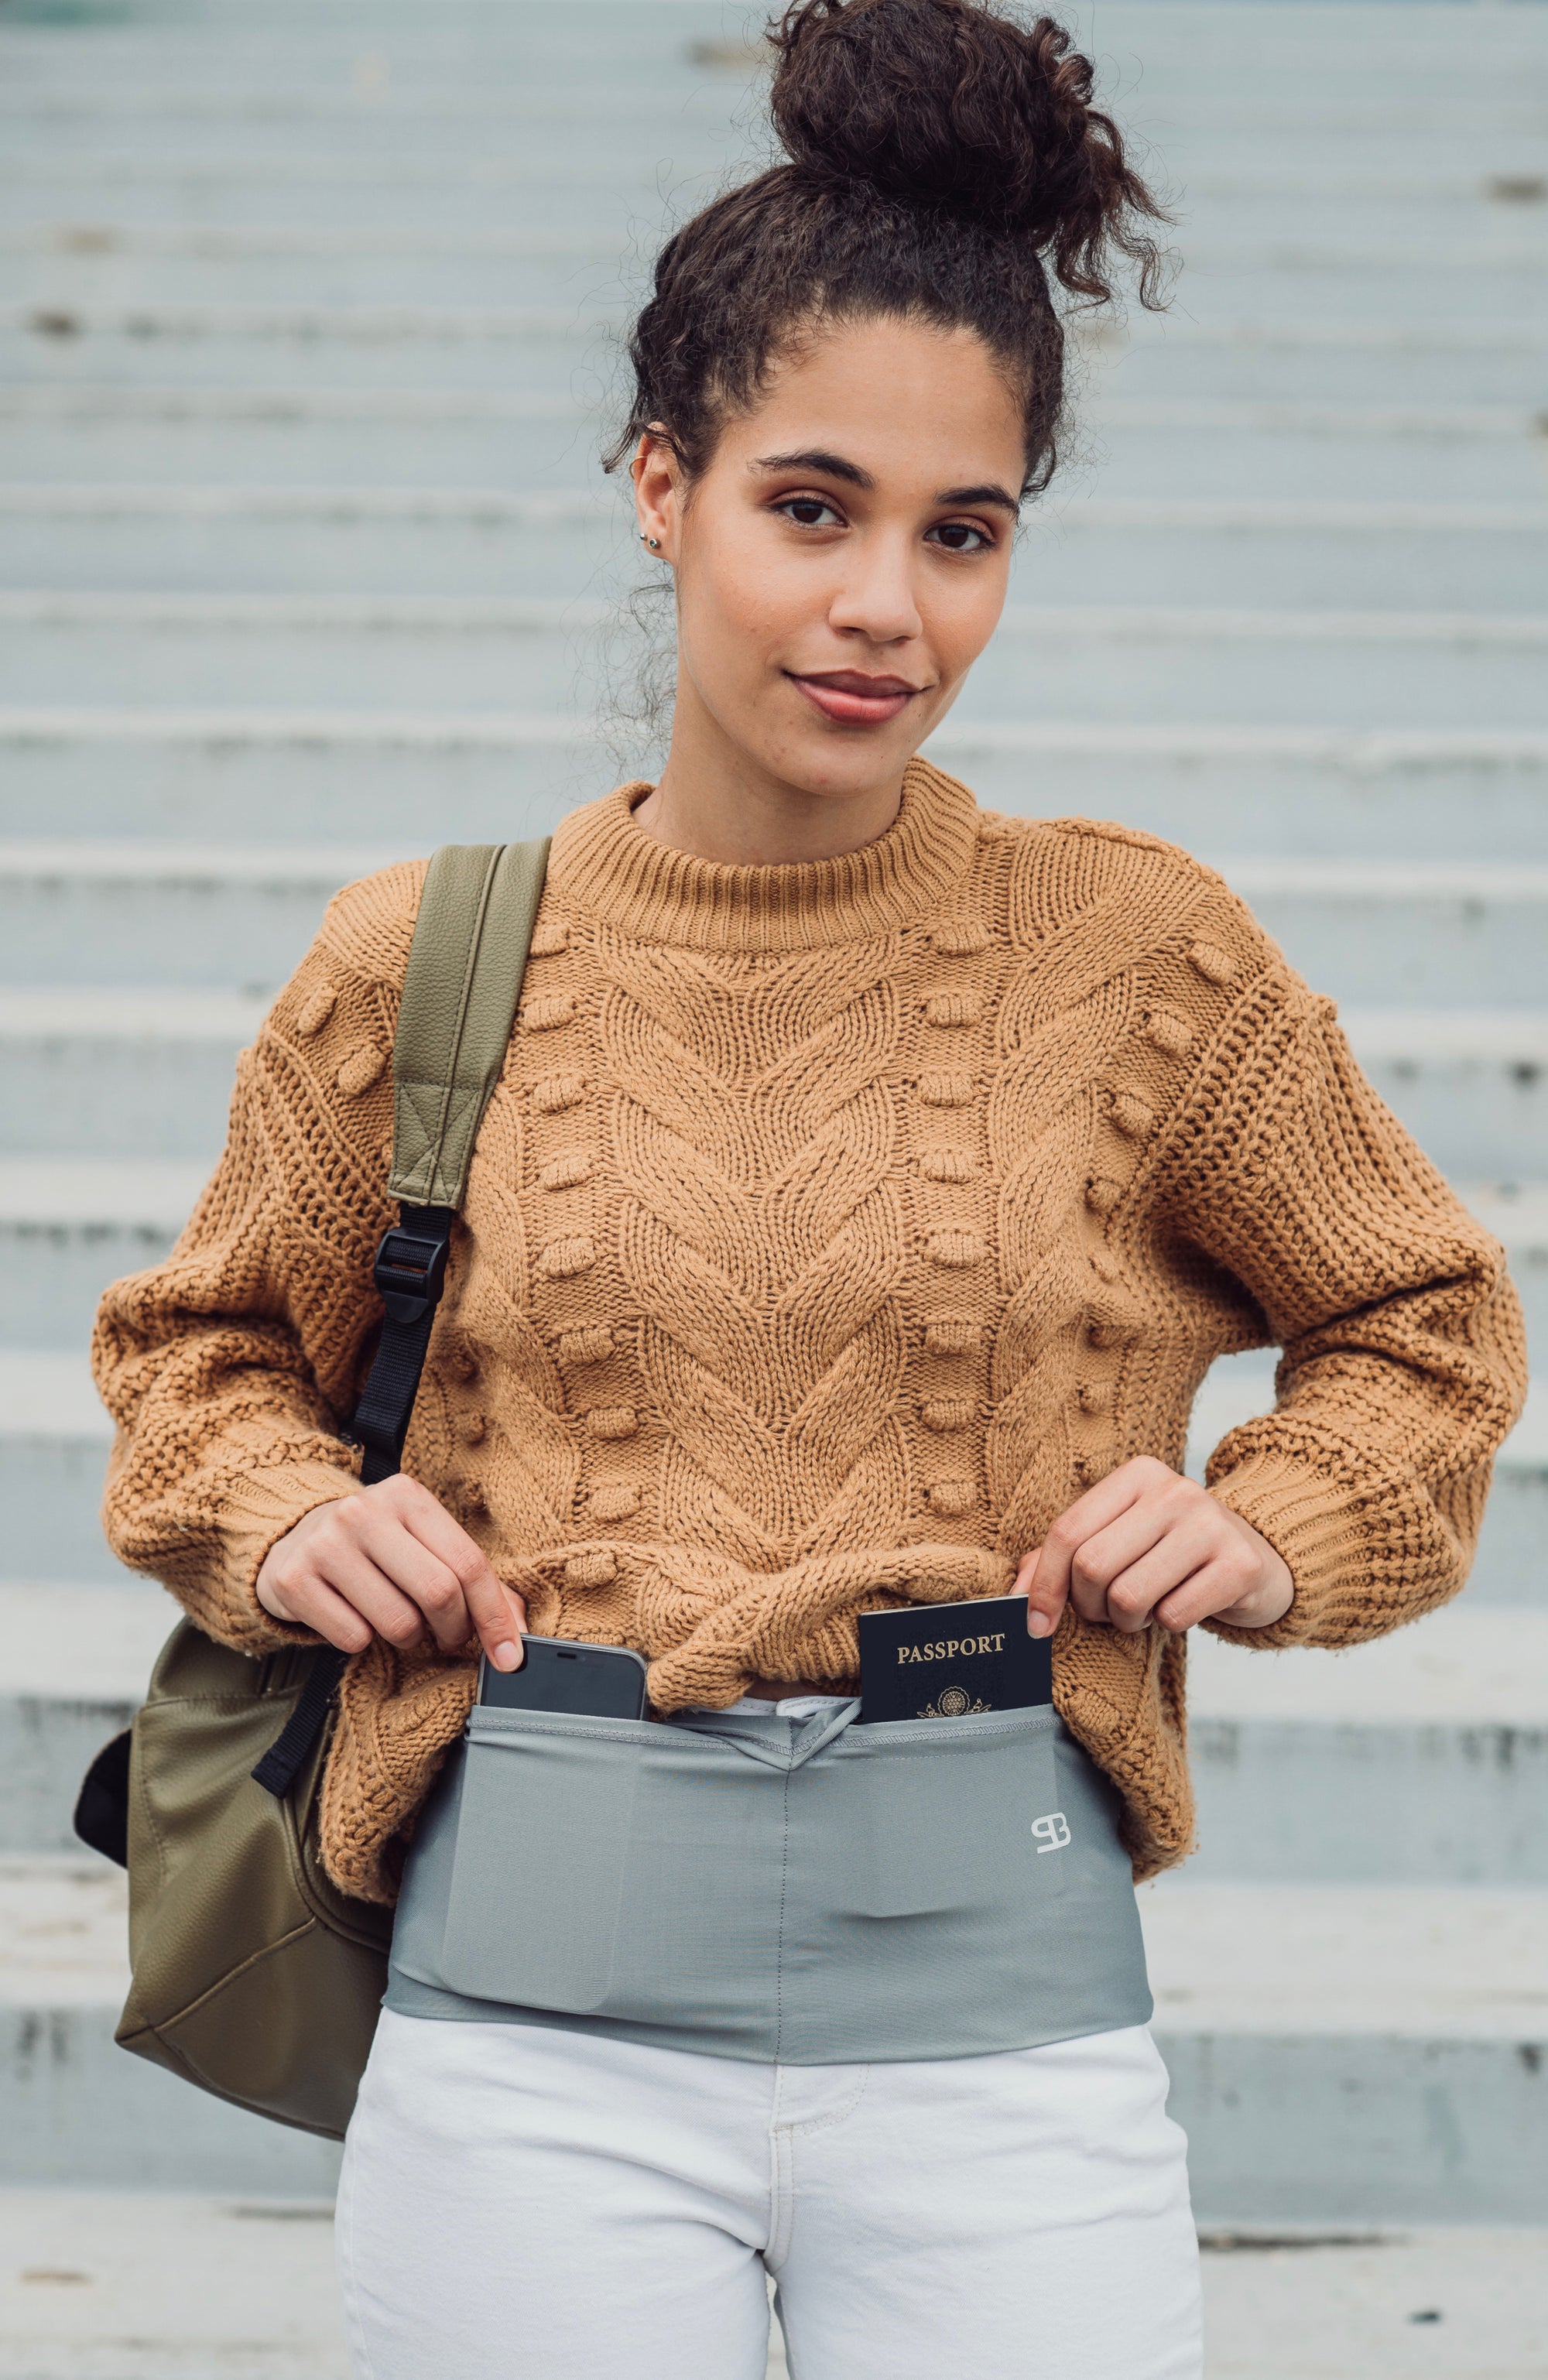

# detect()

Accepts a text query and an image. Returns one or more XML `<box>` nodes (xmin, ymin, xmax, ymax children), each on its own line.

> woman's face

<box><xmin>633</xmin><ymin>315</ymin><xmax>1024</xmax><ymax>811</ymax></box>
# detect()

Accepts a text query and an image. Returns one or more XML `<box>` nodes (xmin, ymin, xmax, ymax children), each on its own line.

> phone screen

<box><xmin>478</xmin><ymin>1636</ymin><xmax>649</xmax><ymax>1720</ymax></box>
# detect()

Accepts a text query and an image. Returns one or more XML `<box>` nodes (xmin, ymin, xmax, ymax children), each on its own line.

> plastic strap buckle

<box><xmin>372</xmin><ymin>1216</ymin><xmax>452</xmax><ymax>1324</ymax></box>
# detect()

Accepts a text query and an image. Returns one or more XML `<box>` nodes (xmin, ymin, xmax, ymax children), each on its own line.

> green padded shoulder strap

<box><xmin>387</xmin><ymin>838</ymin><xmax>550</xmax><ymax>1210</ymax></box>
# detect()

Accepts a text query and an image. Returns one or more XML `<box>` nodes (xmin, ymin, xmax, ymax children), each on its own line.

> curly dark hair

<box><xmin>606</xmin><ymin>0</ymin><xmax>1170</xmax><ymax>499</ymax></box>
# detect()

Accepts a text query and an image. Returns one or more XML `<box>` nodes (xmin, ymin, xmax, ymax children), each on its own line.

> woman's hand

<box><xmin>1014</xmin><ymin>1457</ymin><xmax>1293</xmax><ymax>1640</ymax></box>
<box><xmin>255</xmin><ymin>1474</ymin><xmax>528</xmax><ymax>1669</ymax></box>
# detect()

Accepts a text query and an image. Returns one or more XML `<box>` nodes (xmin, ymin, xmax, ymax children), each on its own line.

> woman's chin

<box><xmin>755</xmin><ymin>718</ymin><xmax>925</xmax><ymax>805</ymax></box>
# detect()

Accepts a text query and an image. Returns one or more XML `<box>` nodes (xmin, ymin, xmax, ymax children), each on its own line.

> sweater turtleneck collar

<box><xmin>544</xmin><ymin>758</ymin><xmax>981</xmax><ymax>953</ymax></box>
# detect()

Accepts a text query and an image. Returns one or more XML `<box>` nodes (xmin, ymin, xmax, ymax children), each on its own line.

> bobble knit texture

<box><xmin>93</xmin><ymin>764</ymin><xmax>1526</xmax><ymax>1903</ymax></box>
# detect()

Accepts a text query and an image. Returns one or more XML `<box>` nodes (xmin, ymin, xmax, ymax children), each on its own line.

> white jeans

<box><xmin>337</xmin><ymin>2010</ymin><xmax>1202</xmax><ymax>2380</ymax></box>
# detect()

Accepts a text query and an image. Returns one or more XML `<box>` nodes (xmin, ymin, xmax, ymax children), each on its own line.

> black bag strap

<box><xmin>252</xmin><ymin>838</ymin><xmax>550</xmax><ymax>1800</ymax></box>
<box><xmin>352</xmin><ymin>837</ymin><xmax>550</xmax><ymax>1483</ymax></box>
<box><xmin>249</xmin><ymin>1649</ymin><xmax>351</xmax><ymax>1800</ymax></box>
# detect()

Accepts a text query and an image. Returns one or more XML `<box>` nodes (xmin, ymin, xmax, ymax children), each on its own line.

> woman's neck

<box><xmin>633</xmin><ymin>688</ymin><xmax>906</xmax><ymax>868</ymax></box>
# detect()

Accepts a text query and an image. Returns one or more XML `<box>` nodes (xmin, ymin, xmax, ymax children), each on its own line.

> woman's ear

<box><xmin>631</xmin><ymin>430</ymin><xmax>681</xmax><ymax>563</ymax></box>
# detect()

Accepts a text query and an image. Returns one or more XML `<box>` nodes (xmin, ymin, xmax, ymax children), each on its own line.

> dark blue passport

<box><xmin>857</xmin><ymin>1594</ymin><xmax>1051</xmax><ymax>1723</ymax></box>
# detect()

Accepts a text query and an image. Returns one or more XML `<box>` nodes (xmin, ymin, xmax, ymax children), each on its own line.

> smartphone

<box><xmin>477</xmin><ymin>1635</ymin><xmax>649</xmax><ymax>1720</ymax></box>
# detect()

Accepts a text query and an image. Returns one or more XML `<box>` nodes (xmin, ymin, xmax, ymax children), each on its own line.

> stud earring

<box><xmin>639</xmin><ymin>532</ymin><xmax>662</xmax><ymax>550</ymax></box>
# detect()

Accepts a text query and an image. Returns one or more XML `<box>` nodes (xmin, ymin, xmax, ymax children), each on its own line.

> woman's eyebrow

<box><xmin>752</xmin><ymin>448</ymin><xmax>875</xmax><ymax>489</ymax></box>
<box><xmin>751</xmin><ymin>454</ymin><xmax>1019</xmax><ymax>515</ymax></box>
<box><xmin>936</xmin><ymin>482</ymin><xmax>1021</xmax><ymax>514</ymax></box>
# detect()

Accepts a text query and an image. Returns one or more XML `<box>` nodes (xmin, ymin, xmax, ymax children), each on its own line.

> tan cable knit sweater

<box><xmin>93</xmin><ymin>762</ymin><xmax>1526</xmax><ymax>1902</ymax></box>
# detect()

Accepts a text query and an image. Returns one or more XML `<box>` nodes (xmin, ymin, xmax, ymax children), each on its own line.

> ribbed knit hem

<box><xmin>545</xmin><ymin>758</ymin><xmax>981</xmax><ymax>951</ymax></box>
<box><xmin>1205</xmin><ymin>1440</ymin><xmax>1461</xmax><ymax>1649</ymax></box>
<box><xmin>214</xmin><ymin>1457</ymin><xmax>362</xmax><ymax>1651</ymax></box>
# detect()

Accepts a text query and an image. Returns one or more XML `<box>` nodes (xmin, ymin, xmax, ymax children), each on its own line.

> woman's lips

<box><xmin>788</xmin><ymin>671</ymin><xmax>923</xmax><ymax>727</ymax></box>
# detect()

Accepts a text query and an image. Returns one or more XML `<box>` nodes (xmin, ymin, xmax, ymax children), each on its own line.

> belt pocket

<box><xmin>440</xmin><ymin>1706</ymin><xmax>652</xmax><ymax>2012</ymax></box>
<box><xmin>843</xmin><ymin>1706</ymin><xmax>1067</xmax><ymax>1917</ymax></box>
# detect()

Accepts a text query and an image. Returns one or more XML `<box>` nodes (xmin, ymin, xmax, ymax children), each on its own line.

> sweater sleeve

<box><xmin>90</xmin><ymin>872</ymin><xmax>416</xmax><ymax>1652</ymax></box>
<box><xmin>1168</xmin><ymin>971</ymin><xmax>1529</xmax><ymax>1650</ymax></box>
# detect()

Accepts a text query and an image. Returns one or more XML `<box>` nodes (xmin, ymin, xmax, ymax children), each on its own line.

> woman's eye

<box><xmin>928</xmin><ymin>522</ymin><xmax>992</xmax><ymax>554</ymax></box>
<box><xmin>777</xmin><ymin>497</ymin><xmax>844</xmax><ymax>529</ymax></box>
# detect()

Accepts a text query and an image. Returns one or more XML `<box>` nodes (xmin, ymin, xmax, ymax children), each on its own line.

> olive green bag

<box><xmin>74</xmin><ymin>839</ymin><xmax>550</xmax><ymax>2141</ymax></box>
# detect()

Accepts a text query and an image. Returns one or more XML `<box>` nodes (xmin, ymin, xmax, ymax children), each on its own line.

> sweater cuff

<box><xmin>1202</xmin><ymin>1434</ymin><xmax>1455</xmax><ymax>1649</ymax></box>
<box><xmin>213</xmin><ymin>1456</ymin><xmax>362</xmax><ymax>1652</ymax></box>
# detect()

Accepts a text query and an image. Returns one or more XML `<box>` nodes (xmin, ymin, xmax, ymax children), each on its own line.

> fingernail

<box><xmin>491</xmin><ymin>1640</ymin><xmax>521</xmax><ymax>1672</ymax></box>
<box><xmin>1027</xmin><ymin>1610</ymin><xmax>1053</xmax><ymax>1639</ymax></box>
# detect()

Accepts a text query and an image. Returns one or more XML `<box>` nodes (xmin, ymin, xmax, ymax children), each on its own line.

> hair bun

<box><xmin>771</xmin><ymin>0</ymin><xmax>1088</xmax><ymax>232</ymax></box>
<box><xmin>769</xmin><ymin>0</ymin><xmax>1153</xmax><ymax>295</ymax></box>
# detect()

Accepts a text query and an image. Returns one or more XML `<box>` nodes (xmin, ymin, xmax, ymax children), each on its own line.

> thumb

<box><xmin>1015</xmin><ymin>1547</ymin><xmax>1067</xmax><ymax>1642</ymax></box>
<box><xmin>467</xmin><ymin>1565</ymin><xmax>528</xmax><ymax>1672</ymax></box>
<box><xmin>498</xmin><ymin>1584</ymin><xmax>529</xmax><ymax>1666</ymax></box>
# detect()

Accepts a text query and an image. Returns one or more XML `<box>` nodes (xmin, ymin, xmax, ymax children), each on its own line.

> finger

<box><xmin>1073</xmin><ymin>1507</ymin><xmax>1224</xmax><ymax>1630</ymax></box>
<box><xmin>392</xmin><ymin>1495</ymin><xmax>523</xmax><ymax>1646</ymax></box>
<box><xmin>1153</xmin><ymin>1554</ymin><xmax>1269</xmax><ymax>1635</ymax></box>
<box><xmin>265</xmin><ymin>1574</ymin><xmax>375</xmax><ymax>1656</ymax></box>
<box><xmin>368</xmin><ymin>1479</ymin><xmax>525</xmax><ymax>1667</ymax></box>
<box><xmin>1033</xmin><ymin>1457</ymin><xmax>1171</xmax><ymax>1619</ymax></box>
<box><xmin>344</xmin><ymin>1506</ymin><xmax>480</xmax><ymax>1654</ymax></box>
<box><xmin>1094</xmin><ymin>1528</ymin><xmax>1223</xmax><ymax>1632</ymax></box>
<box><xmin>387</xmin><ymin>1476</ymin><xmax>491</xmax><ymax>1576</ymax></box>
<box><xmin>1063</xmin><ymin>1502</ymin><xmax>1173</xmax><ymax>1624</ymax></box>
<box><xmin>1015</xmin><ymin>1550</ymin><xmax>1067</xmax><ymax>1641</ymax></box>
<box><xmin>307</xmin><ymin>1542</ymin><xmax>433</xmax><ymax>1652</ymax></box>
<box><xmin>457</xmin><ymin>1567</ymin><xmax>529</xmax><ymax>1673</ymax></box>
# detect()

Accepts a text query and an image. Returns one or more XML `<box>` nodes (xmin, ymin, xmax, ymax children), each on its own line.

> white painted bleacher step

<box><xmin>8</xmin><ymin>1580</ymin><xmax>1545</xmax><ymax>1724</ymax></box>
<box><xmin>0</xmin><ymin>471</ymin><xmax>1536</xmax><ymax>604</ymax></box>
<box><xmin>5</xmin><ymin>595</ymin><xmax>1547</xmax><ymax>728</ymax></box>
<box><xmin>14</xmin><ymin>1350</ymin><xmax>1546</xmax><ymax>1465</ymax></box>
<box><xmin>5</xmin><ymin>310</ymin><xmax>1544</xmax><ymax>409</ymax></box>
<box><xmin>4</xmin><ymin>1850</ymin><xmax>1541</xmax><ymax>2215</ymax></box>
<box><xmin>2</xmin><ymin>236</ymin><xmax>1537</xmax><ymax>321</ymax></box>
<box><xmin>3</xmin><ymin>842</ymin><xmax>1546</xmax><ymax>1009</ymax></box>
<box><xmin>2</xmin><ymin>1580</ymin><xmax>186</xmax><ymax>1859</ymax></box>
<box><xmin>3</xmin><ymin>386</ymin><xmax>1540</xmax><ymax>503</ymax></box>
<box><xmin>0</xmin><ymin>846</ymin><xmax>407</xmax><ymax>995</ymax></box>
<box><xmin>0</xmin><ymin>1156</ymin><xmax>210</xmax><ymax>1347</ymax></box>
<box><xmin>1</xmin><ymin>1146</ymin><xmax>1543</xmax><ymax>1358</ymax></box>
<box><xmin>1185</xmin><ymin>1605</ymin><xmax>1548</xmax><ymax>1885</ymax></box>
<box><xmin>1102</xmin><ymin>319</ymin><xmax>1548</xmax><ymax>409</ymax></box>
<box><xmin>0</xmin><ymin>985</ymin><xmax>1539</xmax><ymax>1173</ymax></box>
<box><xmin>2</xmin><ymin>2198</ymin><xmax>1544</xmax><ymax>2380</ymax></box>
<box><xmin>3</xmin><ymin>1579</ymin><xmax>182</xmax><ymax>1700</ymax></box>
<box><xmin>5</xmin><ymin>1574</ymin><xmax>1543</xmax><ymax>1875</ymax></box>
<box><xmin>0</xmin><ymin>2190</ymin><xmax>351</xmax><ymax>2380</ymax></box>
<box><xmin>0</xmin><ymin>485</ymin><xmax>619</xmax><ymax>603</ymax></box>
<box><xmin>1141</xmin><ymin>1876</ymin><xmax>1548</xmax><ymax>2039</ymax></box>
<box><xmin>6</xmin><ymin>488</ymin><xmax>1542</xmax><ymax>613</ymax></box>
<box><xmin>0</xmin><ymin>1851</ymin><xmax>343</xmax><ymax>2197</ymax></box>
<box><xmin>0</xmin><ymin>303</ymin><xmax>634</xmax><ymax>396</ymax></box>
<box><xmin>0</xmin><ymin>988</ymin><xmax>265</xmax><ymax>1159</ymax></box>
<box><xmin>7</xmin><ymin>392</ymin><xmax>1544</xmax><ymax>447</ymax></box>
<box><xmin>1</xmin><ymin>151</ymin><xmax>1539</xmax><ymax>252</ymax></box>
<box><xmin>4</xmin><ymin>711</ymin><xmax>1546</xmax><ymax>858</ymax></box>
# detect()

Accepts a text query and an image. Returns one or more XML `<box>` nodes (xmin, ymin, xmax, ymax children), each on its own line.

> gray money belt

<box><xmin>388</xmin><ymin>1696</ymin><xmax>1153</xmax><ymax>2064</ymax></box>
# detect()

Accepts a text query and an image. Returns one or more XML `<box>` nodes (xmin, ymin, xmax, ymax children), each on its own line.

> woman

<box><xmin>94</xmin><ymin>4</ymin><xmax>1526</xmax><ymax>2375</ymax></box>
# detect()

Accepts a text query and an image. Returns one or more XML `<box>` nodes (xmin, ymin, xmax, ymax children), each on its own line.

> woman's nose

<box><xmin>827</xmin><ymin>538</ymin><xmax>924</xmax><ymax>646</ymax></box>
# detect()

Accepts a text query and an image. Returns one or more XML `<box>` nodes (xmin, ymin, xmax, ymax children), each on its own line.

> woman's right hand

<box><xmin>255</xmin><ymin>1474</ymin><xmax>528</xmax><ymax>1670</ymax></box>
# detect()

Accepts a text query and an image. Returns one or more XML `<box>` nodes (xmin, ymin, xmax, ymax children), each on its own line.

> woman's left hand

<box><xmin>1013</xmin><ymin>1457</ymin><xmax>1293</xmax><ymax>1640</ymax></box>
